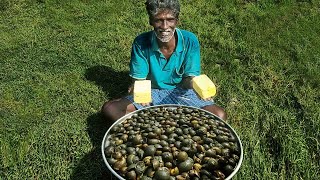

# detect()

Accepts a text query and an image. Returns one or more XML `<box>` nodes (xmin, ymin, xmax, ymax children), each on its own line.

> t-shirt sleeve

<box><xmin>183</xmin><ymin>38</ymin><xmax>201</xmax><ymax>77</ymax></box>
<box><xmin>129</xmin><ymin>42</ymin><xmax>149</xmax><ymax>79</ymax></box>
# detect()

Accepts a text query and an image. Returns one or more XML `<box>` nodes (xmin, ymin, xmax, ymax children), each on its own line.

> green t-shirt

<box><xmin>129</xmin><ymin>28</ymin><xmax>201</xmax><ymax>89</ymax></box>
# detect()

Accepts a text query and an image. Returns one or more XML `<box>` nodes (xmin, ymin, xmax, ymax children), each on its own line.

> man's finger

<box><xmin>140</xmin><ymin>103</ymin><xmax>150</xmax><ymax>106</ymax></box>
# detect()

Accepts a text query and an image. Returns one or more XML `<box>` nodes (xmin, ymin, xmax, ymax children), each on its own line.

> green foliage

<box><xmin>1</xmin><ymin>0</ymin><xmax>319</xmax><ymax>179</ymax></box>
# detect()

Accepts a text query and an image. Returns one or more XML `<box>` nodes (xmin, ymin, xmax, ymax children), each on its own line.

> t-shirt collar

<box><xmin>151</xmin><ymin>28</ymin><xmax>185</xmax><ymax>53</ymax></box>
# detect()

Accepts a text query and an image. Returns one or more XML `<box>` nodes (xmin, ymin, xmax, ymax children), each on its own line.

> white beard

<box><xmin>155</xmin><ymin>29</ymin><xmax>175</xmax><ymax>42</ymax></box>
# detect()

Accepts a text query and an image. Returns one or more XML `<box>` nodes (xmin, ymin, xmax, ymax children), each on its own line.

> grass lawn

<box><xmin>1</xmin><ymin>0</ymin><xmax>319</xmax><ymax>179</ymax></box>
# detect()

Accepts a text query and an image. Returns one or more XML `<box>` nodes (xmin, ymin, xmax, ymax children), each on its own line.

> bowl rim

<box><xmin>101</xmin><ymin>104</ymin><xmax>243</xmax><ymax>180</ymax></box>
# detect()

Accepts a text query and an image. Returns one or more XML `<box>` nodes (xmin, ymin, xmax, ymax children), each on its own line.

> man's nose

<box><xmin>160</xmin><ymin>20</ymin><xmax>169</xmax><ymax>29</ymax></box>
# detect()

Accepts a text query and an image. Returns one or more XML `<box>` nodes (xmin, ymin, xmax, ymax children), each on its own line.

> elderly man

<box><xmin>102</xmin><ymin>0</ymin><xmax>226</xmax><ymax>121</ymax></box>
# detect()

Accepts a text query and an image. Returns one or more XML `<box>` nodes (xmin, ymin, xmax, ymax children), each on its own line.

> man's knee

<box><xmin>215</xmin><ymin>108</ymin><xmax>227</xmax><ymax>121</ymax></box>
<box><xmin>101</xmin><ymin>98</ymin><xmax>136</xmax><ymax>121</ymax></box>
<box><xmin>202</xmin><ymin>105</ymin><xmax>227</xmax><ymax>121</ymax></box>
<box><xmin>101</xmin><ymin>101</ymin><xmax>115</xmax><ymax>118</ymax></box>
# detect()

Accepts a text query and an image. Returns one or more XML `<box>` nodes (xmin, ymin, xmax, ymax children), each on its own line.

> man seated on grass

<box><xmin>102</xmin><ymin>0</ymin><xmax>226</xmax><ymax>121</ymax></box>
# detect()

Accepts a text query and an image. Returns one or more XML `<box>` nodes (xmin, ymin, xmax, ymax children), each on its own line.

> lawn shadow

<box><xmin>70</xmin><ymin>65</ymin><xmax>131</xmax><ymax>179</ymax></box>
<box><xmin>84</xmin><ymin>65</ymin><xmax>131</xmax><ymax>99</ymax></box>
<box><xmin>70</xmin><ymin>113</ymin><xmax>117</xmax><ymax>180</ymax></box>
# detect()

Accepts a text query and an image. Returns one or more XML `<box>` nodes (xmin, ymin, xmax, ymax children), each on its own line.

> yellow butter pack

<box><xmin>133</xmin><ymin>80</ymin><xmax>152</xmax><ymax>103</ymax></box>
<box><xmin>192</xmin><ymin>74</ymin><xmax>216</xmax><ymax>99</ymax></box>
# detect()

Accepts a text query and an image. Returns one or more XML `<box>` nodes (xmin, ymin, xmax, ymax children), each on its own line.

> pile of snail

<box><xmin>103</xmin><ymin>106</ymin><xmax>241</xmax><ymax>180</ymax></box>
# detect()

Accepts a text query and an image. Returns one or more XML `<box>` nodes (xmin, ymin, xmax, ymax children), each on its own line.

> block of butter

<box><xmin>192</xmin><ymin>74</ymin><xmax>216</xmax><ymax>99</ymax></box>
<box><xmin>133</xmin><ymin>80</ymin><xmax>152</xmax><ymax>103</ymax></box>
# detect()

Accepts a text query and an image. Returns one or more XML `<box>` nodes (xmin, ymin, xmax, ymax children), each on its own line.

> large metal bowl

<box><xmin>102</xmin><ymin>104</ymin><xmax>243</xmax><ymax>180</ymax></box>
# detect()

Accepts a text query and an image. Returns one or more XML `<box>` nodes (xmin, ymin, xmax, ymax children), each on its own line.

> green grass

<box><xmin>1</xmin><ymin>0</ymin><xmax>319</xmax><ymax>179</ymax></box>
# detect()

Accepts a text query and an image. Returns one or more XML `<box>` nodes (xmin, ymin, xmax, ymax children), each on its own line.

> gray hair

<box><xmin>145</xmin><ymin>0</ymin><xmax>180</xmax><ymax>20</ymax></box>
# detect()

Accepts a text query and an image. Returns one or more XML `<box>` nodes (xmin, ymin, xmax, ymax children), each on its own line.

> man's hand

<box><xmin>140</xmin><ymin>102</ymin><xmax>151</xmax><ymax>106</ymax></box>
<box><xmin>203</xmin><ymin>97</ymin><xmax>214</xmax><ymax>101</ymax></box>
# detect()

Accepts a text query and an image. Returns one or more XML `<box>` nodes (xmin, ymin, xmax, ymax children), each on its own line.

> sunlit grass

<box><xmin>1</xmin><ymin>0</ymin><xmax>319</xmax><ymax>179</ymax></box>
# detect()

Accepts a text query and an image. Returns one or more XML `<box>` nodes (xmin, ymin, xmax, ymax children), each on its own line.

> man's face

<box><xmin>150</xmin><ymin>10</ymin><xmax>178</xmax><ymax>42</ymax></box>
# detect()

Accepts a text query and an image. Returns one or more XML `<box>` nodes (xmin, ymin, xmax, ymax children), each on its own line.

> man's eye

<box><xmin>168</xmin><ymin>19</ymin><xmax>176</xmax><ymax>22</ymax></box>
<box><xmin>153</xmin><ymin>18</ymin><xmax>176</xmax><ymax>25</ymax></box>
